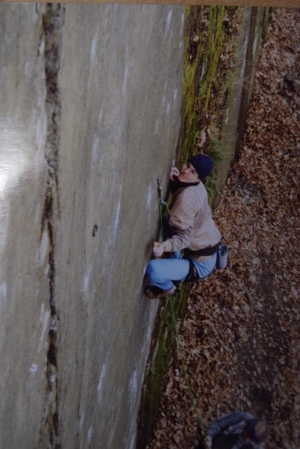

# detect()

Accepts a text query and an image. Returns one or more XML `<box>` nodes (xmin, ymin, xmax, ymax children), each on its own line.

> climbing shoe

<box><xmin>144</xmin><ymin>285</ymin><xmax>170</xmax><ymax>299</ymax></box>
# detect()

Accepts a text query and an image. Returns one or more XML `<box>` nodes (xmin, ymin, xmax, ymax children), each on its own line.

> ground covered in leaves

<box><xmin>149</xmin><ymin>8</ymin><xmax>300</xmax><ymax>449</ymax></box>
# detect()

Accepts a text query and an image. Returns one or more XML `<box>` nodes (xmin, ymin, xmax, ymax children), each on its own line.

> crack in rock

<box><xmin>39</xmin><ymin>5</ymin><xmax>65</xmax><ymax>449</ymax></box>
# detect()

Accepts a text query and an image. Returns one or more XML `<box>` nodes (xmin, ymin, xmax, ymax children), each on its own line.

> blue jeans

<box><xmin>146</xmin><ymin>252</ymin><xmax>217</xmax><ymax>291</ymax></box>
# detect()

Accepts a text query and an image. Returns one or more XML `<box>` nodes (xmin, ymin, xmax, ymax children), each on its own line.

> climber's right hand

<box><xmin>170</xmin><ymin>167</ymin><xmax>179</xmax><ymax>181</ymax></box>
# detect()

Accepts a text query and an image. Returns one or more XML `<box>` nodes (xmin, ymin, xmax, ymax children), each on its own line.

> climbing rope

<box><xmin>157</xmin><ymin>176</ymin><xmax>170</xmax><ymax>240</ymax></box>
<box><xmin>156</xmin><ymin>174</ymin><xmax>205</xmax><ymax>436</ymax></box>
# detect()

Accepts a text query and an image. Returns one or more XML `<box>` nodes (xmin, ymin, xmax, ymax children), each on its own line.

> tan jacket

<box><xmin>163</xmin><ymin>182</ymin><xmax>221</xmax><ymax>255</ymax></box>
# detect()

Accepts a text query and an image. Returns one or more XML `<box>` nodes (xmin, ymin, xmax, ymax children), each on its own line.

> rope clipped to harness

<box><xmin>157</xmin><ymin>176</ymin><xmax>170</xmax><ymax>241</ymax></box>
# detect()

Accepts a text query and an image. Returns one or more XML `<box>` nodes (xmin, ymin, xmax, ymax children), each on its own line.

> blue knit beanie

<box><xmin>187</xmin><ymin>154</ymin><xmax>214</xmax><ymax>182</ymax></box>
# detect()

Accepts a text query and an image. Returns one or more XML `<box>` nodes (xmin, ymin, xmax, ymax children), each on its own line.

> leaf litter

<box><xmin>149</xmin><ymin>8</ymin><xmax>300</xmax><ymax>449</ymax></box>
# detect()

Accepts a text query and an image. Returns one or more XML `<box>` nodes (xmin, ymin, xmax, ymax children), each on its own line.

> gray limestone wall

<box><xmin>0</xmin><ymin>4</ymin><xmax>184</xmax><ymax>449</ymax></box>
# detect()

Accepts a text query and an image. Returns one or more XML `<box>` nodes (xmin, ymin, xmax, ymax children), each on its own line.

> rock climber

<box><xmin>144</xmin><ymin>153</ymin><xmax>221</xmax><ymax>299</ymax></box>
<box><xmin>195</xmin><ymin>411</ymin><xmax>269</xmax><ymax>449</ymax></box>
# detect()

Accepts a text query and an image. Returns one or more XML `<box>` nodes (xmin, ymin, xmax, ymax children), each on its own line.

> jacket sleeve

<box><xmin>163</xmin><ymin>189</ymin><xmax>199</xmax><ymax>252</ymax></box>
<box><xmin>206</xmin><ymin>411</ymin><xmax>253</xmax><ymax>439</ymax></box>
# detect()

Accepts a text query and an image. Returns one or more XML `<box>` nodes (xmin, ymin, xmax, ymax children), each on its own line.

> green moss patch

<box><xmin>137</xmin><ymin>285</ymin><xmax>190</xmax><ymax>449</ymax></box>
<box><xmin>178</xmin><ymin>6</ymin><xmax>240</xmax><ymax>203</ymax></box>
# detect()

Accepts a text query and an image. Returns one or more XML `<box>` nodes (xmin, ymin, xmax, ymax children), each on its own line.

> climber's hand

<box><xmin>152</xmin><ymin>242</ymin><xmax>164</xmax><ymax>258</ymax></box>
<box><xmin>170</xmin><ymin>167</ymin><xmax>179</xmax><ymax>181</ymax></box>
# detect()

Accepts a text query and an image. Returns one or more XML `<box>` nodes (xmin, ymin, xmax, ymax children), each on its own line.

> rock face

<box><xmin>0</xmin><ymin>4</ymin><xmax>184</xmax><ymax>448</ymax></box>
<box><xmin>214</xmin><ymin>7</ymin><xmax>270</xmax><ymax>207</ymax></box>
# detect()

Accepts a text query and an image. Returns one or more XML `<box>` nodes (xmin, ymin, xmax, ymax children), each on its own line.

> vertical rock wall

<box><xmin>0</xmin><ymin>4</ymin><xmax>185</xmax><ymax>448</ymax></box>
<box><xmin>0</xmin><ymin>5</ymin><xmax>49</xmax><ymax>449</ymax></box>
<box><xmin>214</xmin><ymin>6</ymin><xmax>270</xmax><ymax>205</ymax></box>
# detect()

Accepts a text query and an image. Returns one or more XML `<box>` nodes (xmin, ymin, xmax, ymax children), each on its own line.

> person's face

<box><xmin>178</xmin><ymin>162</ymin><xmax>200</xmax><ymax>183</ymax></box>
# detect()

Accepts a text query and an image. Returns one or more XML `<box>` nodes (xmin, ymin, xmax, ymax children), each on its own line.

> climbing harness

<box><xmin>184</xmin><ymin>257</ymin><xmax>200</xmax><ymax>282</ymax></box>
<box><xmin>185</xmin><ymin>242</ymin><xmax>229</xmax><ymax>280</ymax></box>
<box><xmin>184</xmin><ymin>243</ymin><xmax>220</xmax><ymax>258</ymax></box>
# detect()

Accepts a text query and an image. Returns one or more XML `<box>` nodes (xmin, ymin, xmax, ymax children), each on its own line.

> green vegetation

<box><xmin>204</xmin><ymin>130</ymin><xmax>224</xmax><ymax>203</ymax></box>
<box><xmin>200</xmin><ymin>6</ymin><xmax>227</xmax><ymax>110</ymax></box>
<box><xmin>179</xmin><ymin>6</ymin><xmax>233</xmax><ymax>203</ymax></box>
<box><xmin>137</xmin><ymin>284</ymin><xmax>190</xmax><ymax>448</ymax></box>
<box><xmin>179</xmin><ymin>6</ymin><xmax>203</xmax><ymax>163</ymax></box>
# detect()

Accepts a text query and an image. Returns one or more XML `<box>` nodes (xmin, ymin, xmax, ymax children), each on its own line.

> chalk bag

<box><xmin>217</xmin><ymin>244</ymin><xmax>228</xmax><ymax>269</ymax></box>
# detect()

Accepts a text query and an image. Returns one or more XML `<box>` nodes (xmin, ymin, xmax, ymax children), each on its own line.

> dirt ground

<box><xmin>149</xmin><ymin>8</ymin><xmax>300</xmax><ymax>449</ymax></box>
